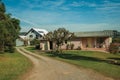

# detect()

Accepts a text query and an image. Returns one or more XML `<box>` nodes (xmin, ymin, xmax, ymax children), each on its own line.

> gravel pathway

<box><xmin>16</xmin><ymin>47</ymin><xmax>114</xmax><ymax>80</ymax></box>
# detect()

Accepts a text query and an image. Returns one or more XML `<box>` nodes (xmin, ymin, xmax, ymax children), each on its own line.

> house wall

<box><xmin>26</xmin><ymin>31</ymin><xmax>36</xmax><ymax>40</ymax></box>
<box><xmin>40</xmin><ymin>41</ymin><xmax>49</xmax><ymax>50</ymax></box>
<box><xmin>26</xmin><ymin>31</ymin><xmax>38</xmax><ymax>40</ymax></box>
<box><xmin>16</xmin><ymin>38</ymin><xmax>24</xmax><ymax>46</ymax></box>
<box><xmin>40</xmin><ymin>42</ymin><xmax>45</xmax><ymax>50</ymax></box>
<box><xmin>59</xmin><ymin>37</ymin><xmax>112</xmax><ymax>50</ymax></box>
<box><xmin>61</xmin><ymin>41</ymin><xmax>82</xmax><ymax>50</ymax></box>
<box><xmin>40</xmin><ymin>37</ymin><xmax>112</xmax><ymax>50</ymax></box>
<box><xmin>104</xmin><ymin>37</ymin><xmax>112</xmax><ymax>49</ymax></box>
<box><xmin>81</xmin><ymin>37</ymin><xmax>96</xmax><ymax>48</ymax></box>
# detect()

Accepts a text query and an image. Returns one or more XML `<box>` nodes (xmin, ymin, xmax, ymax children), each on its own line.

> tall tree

<box><xmin>0</xmin><ymin>0</ymin><xmax>5</xmax><ymax>13</ymax></box>
<box><xmin>0</xmin><ymin>0</ymin><xmax>6</xmax><ymax>53</ymax></box>
<box><xmin>0</xmin><ymin>0</ymin><xmax>21</xmax><ymax>53</ymax></box>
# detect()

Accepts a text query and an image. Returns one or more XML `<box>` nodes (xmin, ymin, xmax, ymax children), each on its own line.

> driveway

<box><xmin>16</xmin><ymin>47</ymin><xmax>113</xmax><ymax>80</ymax></box>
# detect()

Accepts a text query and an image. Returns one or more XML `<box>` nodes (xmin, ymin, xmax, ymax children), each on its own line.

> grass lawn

<box><xmin>0</xmin><ymin>50</ymin><xmax>32</xmax><ymax>80</ymax></box>
<box><xmin>26</xmin><ymin>47</ymin><xmax>120</xmax><ymax>80</ymax></box>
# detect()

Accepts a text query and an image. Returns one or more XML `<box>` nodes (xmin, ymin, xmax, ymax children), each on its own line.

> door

<box><xmin>49</xmin><ymin>41</ymin><xmax>53</xmax><ymax>50</ymax></box>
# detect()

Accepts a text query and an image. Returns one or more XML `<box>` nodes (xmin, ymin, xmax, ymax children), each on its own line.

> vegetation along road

<box><xmin>16</xmin><ymin>47</ymin><xmax>114</xmax><ymax>80</ymax></box>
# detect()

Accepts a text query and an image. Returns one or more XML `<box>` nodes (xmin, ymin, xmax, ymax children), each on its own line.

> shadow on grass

<box><xmin>107</xmin><ymin>57</ymin><xmax>120</xmax><ymax>65</ymax></box>
<box><xmin>46</xmin><ymin>51</ymin><xmax>120</xmax><ymax>65</ymax></box>
<box><xmin>108</xmin><ymin>58</ymin><xmax>120</xmax><ymax>61</ymax></box>
<box><xmin>46</xmin><ymin>52</ymin><xmax>105</xmax><ymax>62</ymax></box>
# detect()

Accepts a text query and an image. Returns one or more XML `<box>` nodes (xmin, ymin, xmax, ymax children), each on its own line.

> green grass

<box><xmin>25</xmin><ymin>47</ymin><xmax>120</xmax><ymax>80</ymax></box>
<box><xmin>0</xmin><ymin>51</ymin><xmax>32</xmax><ymax>80</ymax></box>
<box><xmin>25</xmin><ymin>46</ymin><xmax>36</xmax><ymax>52</ymax></box>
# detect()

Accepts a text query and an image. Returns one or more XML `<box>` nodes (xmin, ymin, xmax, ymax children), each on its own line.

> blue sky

<box><xmin>2</xmin><ymin>0</ymin><xmax>120</xmax><ymax>32</ymax></box>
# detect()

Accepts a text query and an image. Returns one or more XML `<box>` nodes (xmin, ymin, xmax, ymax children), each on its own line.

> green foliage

<box><xmin>0</xmin><ymin>0</ymin><xmax>20</xmax><ymax>53</ymax></box>
<box><xmin>76</xmin><ymin>46</ymin><xmax>81</xmax><ymax>50</ymax></box>
<box><xmin>30</xmin><ymin>39</ymin><xmax>41</xmax><ymax>50</ymax></box>
<box><xmin>112</xmin><ymin>38</ymin><xmax>120</xmax><ymax>43</ymax></box>
<box><xmin>0</xmin><ymin>0</ymin><xmax>5</xmax><ymax>13</ymax></box>
<box><xmin>35</xmin><ymin>44</ymin><xmax>40</xmax><ymax>50</ymax></box>
<box><xmin>109</xmin><ymin>43</ymin><xmax>120</xmax><ymax>54</ymax></box>
<box><xmin>9</xmin><ymin>46</ymin><xmax>15</xmax><ymax>53</ymax></box>
<box><xmin>44</xmin><ymin>42</ymin><xmax>48</xmax><ymax>50</ymax></box>
<box><xmin>45</xmin><ymin>28</ymin><xmax>74</xmax><ymax>53</ymax></box>
<box><xmin>30</xmin><ymin>39</ymin><xmax>40</xmax><ymax>45</ymax></box>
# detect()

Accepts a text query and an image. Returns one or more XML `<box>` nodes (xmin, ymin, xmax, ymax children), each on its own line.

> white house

<box><xmin>16</xmin><ymin>28</ymin><xmax>48</xmax><ymax>46</ymax></box>
<box><xmin>25</xmin><ymin>28</ymin><xmax>48</xmax><ymax>40</ymax></box>
<box><xmin>16</xmin><ymin>35</ymin><xmax>26</xmax><ymax>46</ymax></box>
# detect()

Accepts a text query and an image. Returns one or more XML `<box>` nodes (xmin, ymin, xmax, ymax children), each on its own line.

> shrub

<box><xmin>109</xmin><ymin>43</ymin><xmax>120</xmax><ymax>54</ymax></box>
<box><xmin>4</xmin><ymin>45</ymin><xmax>15</xmax><ymax>53</ymax></box>
<box><xmin>30</xmin><ymin>39</ymin><xmax>40</xmax><ymax>45</ymax></box>
<box><xmin>76</xmin><ymin>46</ymin><xmax>81</xmax><ymax>50</ymax></box>
<box><xmin>24</xmin><ymin>40</ymin><xmax>28</xmax><ymax>46</ymax></box>
<box><xmin>112</xmin><ymin>38</ymin><xmax>120</xmax><ymax>43</ymax></box>
<box><xmin>9</xmin><ymin>46</ymin><xmax>15</xmax><ymax>53</ymax></box>
<box><xmin>44</xmin><ymin>42</ymin><xmax>48</xmax><ymax>50</ymax></box>
<box><xmin>35</xmin><ymin>44</ymin><xmax>40</xmax><ymax>50</ymax></box>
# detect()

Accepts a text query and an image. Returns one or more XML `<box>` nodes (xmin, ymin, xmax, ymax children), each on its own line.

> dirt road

<box><xmin>16</xmin><ymin>47</ymin><xmax>113</xmax><ymax>80</ymax></box>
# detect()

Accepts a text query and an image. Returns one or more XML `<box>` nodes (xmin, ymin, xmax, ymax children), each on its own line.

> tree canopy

<box><xmin>0</xmin><ymin>0</ymin><xmax>21</xmax><ymax>53</ymax></box>
<box><xmin>45</xmin><ymin>28</ymin><xmax>74</xmax><ymax>53</ymax></box>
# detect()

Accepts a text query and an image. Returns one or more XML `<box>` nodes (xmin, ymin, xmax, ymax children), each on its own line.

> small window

<box><xmin>39</xmin><ymin>35</ymin><xmax>42</xmax><ymax>37</ymax></box>
<box><xmin>36</xmin><ymin>35</ymin><xmax>38</xmax><ymax>39</ymax></box>
<box><xmin>29</xmin><ymin>35</ymin><xmax>33</xmax><ymax>38</ymax></box>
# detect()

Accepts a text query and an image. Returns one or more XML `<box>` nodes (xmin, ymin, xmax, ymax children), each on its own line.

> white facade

<box><xmin>25</xmin><ymin>28</ymin><xmax>48</xmax><ymax>41</ymax></box>
<box><xmin>16</xmin><ymin>28</ymin><xmax>48</xmax><ymax>46</ymax></box>
<box><xmin>16</xmin><ymin>36</ymin><xmax>26</xmax><ymax>46</ymax></box>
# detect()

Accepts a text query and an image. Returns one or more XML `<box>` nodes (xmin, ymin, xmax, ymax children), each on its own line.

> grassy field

<box><xmin>0</xmin><ymin>50</ymin><xmax>32</xmax><ymax>80</ymax></box>
<box><xmin>26</xmin><ymin>47</ymin><xmax>120</xmax><ymax>80</ymax></box>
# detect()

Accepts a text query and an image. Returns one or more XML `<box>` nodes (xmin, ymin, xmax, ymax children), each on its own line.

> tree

<box><xmin>109</xmin><ymin>43</ymin><xmax>120</xmax><ymax>54</ymax></box>
<box><xmin>0</xmin><ymin>0</ymin><xmax>20</xmax><ymax>53</ymax></box>
<box><xmin>112</xmin><ymin>38</ymin><xmax>120</xmax><ymax>43</ymax></box>
<box><xmin>0</xmin><ymin>0</ymin><xmax>5</xmax><ymax>13</ymax></box>
<box><xmin>0</xmin><ymin>0</ymin><xmax>6</xmax><ymax>53</ymax></box>
<box><xmin>0</xmin><ymin>22</ymin><xmax>7</xmax><ymax>53</ymax></box>
<box><xmin>45</xmin><ymin>28</ymin><xmax>74</xmax><ymax>53</ymax></box>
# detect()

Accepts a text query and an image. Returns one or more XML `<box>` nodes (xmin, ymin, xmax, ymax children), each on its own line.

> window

<box><xmin>36</xmin><ymin>35</ymin><xmax>38</xmax><ymax>39</ymax></box>
<box><xmin>29</xmin><ymin>35</ymin><xmax>33</xmax><ymax>38</ymax></box>
<box><xmin>39</xmin><ymin>34</ymin><xmax>42</xmax><ymax>37</ymax></box>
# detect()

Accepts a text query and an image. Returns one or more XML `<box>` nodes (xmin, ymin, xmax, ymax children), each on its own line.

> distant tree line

<box><xmin>0</xmin><ymin>0</ymin><xmax>21</xmax><ymax>53</ymax></box>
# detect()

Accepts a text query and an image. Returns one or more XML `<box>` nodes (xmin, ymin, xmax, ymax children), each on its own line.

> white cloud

<box><xmin>20</xmin><ymin>0</ymin><xmax>66</xmax><ymax>10</ymax></box>
<box><xmin>44</xmin><ymin>0</ymin><xmax>65</xmax><ymax>7</ymax></box>
<box><xmin>70</xmin><ymin>1</ymin><xmax>97</xmax><ymax>7</ymax></box>
<box><xmin>5</xmin><ymin>0</ymin><xmax>120</xmax><ymax>32</ymax></box>
<box><xmin>96</xmin><ymin>1</ymin><xmax>120</xmax><ymax>11</ymax></box>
